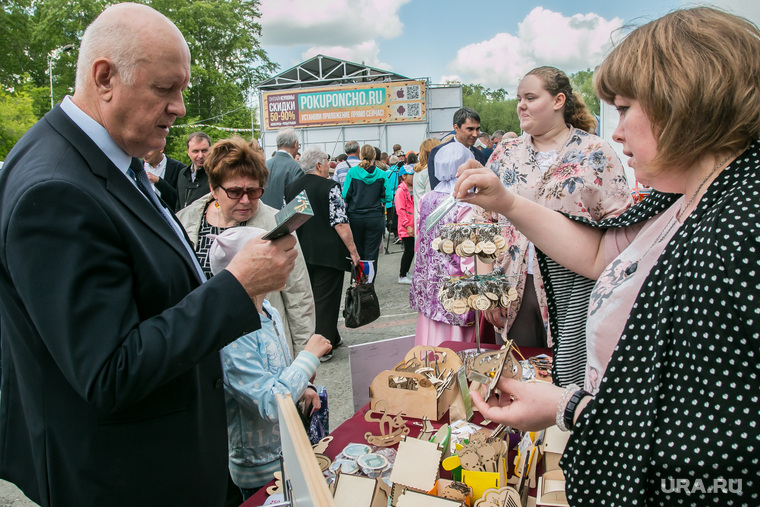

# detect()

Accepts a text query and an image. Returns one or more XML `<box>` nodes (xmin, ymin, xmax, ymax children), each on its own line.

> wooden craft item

<box><xmin>439</xmin><ymin>480</ymin><xmax>471</xmax><ymax>504</ymax></box>
<box><xmin>417</xmin><ymin>416</ymin><xmax>436</xmax><ymax>441</ymax></box>
<box><xmin>390</xmin><ymin>435</ymin><xmax>444</xmax><ymax>493</ymax></box>
<box><xmin>312</xmin><ymin>435</ymin><xmax>333</xmax><ymax>454</ymax></box>
<box><xmin>394</xmin><ymin>487</ymin><xmax>464</xmax><ymax>507</ymax></box>
<box><xmin>332</xmin><ymin>471</ymin><xmax>384</xmax><ymax>507</ymax></box>
<box><xmin>314</xmin><ymin>453</ymin><xmax>332</xmax><ymax>472</ymax></box>
<box><xmin>370</xmin><ymin>347</ymin><xmax>462</xmax><ymax>421</ymax></box>
<box><xmin>474</xmin><ymin>486</ymin><xmax>521</xmax><ymax>507</ymax></box>
<box><xmin>364</xmin><ymin>401</ymin><xmax>410</xmax><ymax>446</ymax></box>
<box><xmin>265</xmin><ymin>471</ymin><xmax>283</xmax><ymax>496</ymax></box>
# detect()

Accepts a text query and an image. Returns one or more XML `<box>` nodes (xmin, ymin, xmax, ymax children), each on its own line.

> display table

<box><xmin>244</xmin><ymin>342</ymin><xmax>551</xmax><ymax>506</ymax></box>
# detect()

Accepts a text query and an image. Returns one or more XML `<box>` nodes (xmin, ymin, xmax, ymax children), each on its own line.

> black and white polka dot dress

<box><xmin>554</xmin><ymin>142</ymin><xmax>760</xmax><ymax>505</ymax></box>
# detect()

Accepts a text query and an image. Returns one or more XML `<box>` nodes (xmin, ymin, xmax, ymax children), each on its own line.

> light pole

<box><xmin>48</xmin><ymin>44</ymin><xmax>75</xmax><ymax>109</ymax></box>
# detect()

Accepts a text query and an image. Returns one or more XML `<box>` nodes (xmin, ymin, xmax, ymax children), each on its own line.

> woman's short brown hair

<box><xmin>205</xmin><ymin>136</ymin><xmax>269</xmax><ymax>188</ymax></box>
<box><xmin>595</xmin><ymin>7</ymin><xmax>760</xmax><ymax>173</ymax></box>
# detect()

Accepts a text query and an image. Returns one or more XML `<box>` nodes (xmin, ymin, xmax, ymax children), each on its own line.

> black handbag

<box><xmin>343</xmin><ymin>264</ymin><xmax>380</xmax><ymax>328</ymax></box>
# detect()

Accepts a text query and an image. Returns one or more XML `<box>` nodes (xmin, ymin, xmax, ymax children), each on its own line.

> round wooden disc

<box><xmin>508</xmin><ymin>287</ymin><xmax>518</xmax><ymax>301</ymax></box>
<box><xmin>441</xmin><ymin>239</ymin><xmax>455</xmax><ymax>254</ymax></box>
<box><xmin>314</xmin><ymin>453</ymin><xmax>332</xmax><ymax>472</ymax></box>
<box><xmin>493</xmin><ymin>235</ymin><xmax>506</xmax><ymax>250</ymax></box>
<box><xmin>461</xmin><ymin>239</ymin><xmax>476</xmax><ymax>256</ymax></box>
<box><xmin>481</xmin><ymin>241</ymin><xmax>497</xmax><ymax>255</ymax></box>
<box><xmin>475</xmin><ymin>296</ymin><xmax>492</xmax><ymax>311</ymax></box>
<box><xmin>452</xmin><ymin>299</ymin><xmax>469</xmax><ymax>314</ymax></box>
<box><xmin>432</xmin><ymin>237</ymin><xmax>442</xmax><ymax>251</ymax></box>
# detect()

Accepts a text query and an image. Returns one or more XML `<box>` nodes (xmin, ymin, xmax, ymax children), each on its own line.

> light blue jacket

<box><xmin>223</xmin><ymin>300</ymin><xmax>320</xmax><ymax>488</ymax></box>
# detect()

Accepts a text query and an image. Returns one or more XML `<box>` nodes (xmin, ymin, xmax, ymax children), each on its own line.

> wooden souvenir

<box><xmin>461</xmin><ymin>240</ymin><xmax>476</xmax><ymax>256</ymax></box>
<box><xmin>364</xmin><ymin>401</ymin><xmax>410</xmax><ymax>447</ymax></box>
<box><xmin>314</xmin><ymin>453</ymin><xmax>332</xmax><ymax>472</ymax></box>
<box><xmin>390</xmin><ymin>435</ymin><xmax>444</xmax><ymax>494</ymax></box>
<box><xmin>535</xmin><ymin>425</ymin><xmax>571</xmax><ymax>506</ymax></box>
<box><xmin>433</xmin><ymin>480</ymin><xmax>472</xmax><ymax>505</ymax></box>
<box><xmin>395</xmin><ymin>487</ymin><xmax>465</xmax><ymax>507</ymax></box>
<box><xmin>369</xmin><ymin>347</ymin><xmax>463</xmax><ymax>421</ymax></box>
<box><xmin>266</xmin><ymin>471</ymin><xmax>284</xmax><ymax>496</ymax></box>
<box><xmin>332</xmin><ymin>471</ymin><xmax>388</xmax><ymax>507</ymax></box>
<box><xmin>481</xmin><ymin>241</ymin><xmax>497</xmax><ymax>255</ymax></box>
<box><xmin>312</xmin><ymin>435</ymin><xmax>333</xmax><ymax>454</ymax></box>
<box><xmin>449</xmin><ymin>299</ymin><xmax>466</xmax><ymax>314</ymax></box>
<box><xmin>473</xmin><ymin>486</ymin><xmax>521</xmax><ymax>507</ymax></box>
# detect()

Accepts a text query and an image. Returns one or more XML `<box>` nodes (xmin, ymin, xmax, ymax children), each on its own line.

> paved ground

<box><xmin>0</xmin><ymin>237</ymin><xmax>416</xmax><ymax>505</ymax></box>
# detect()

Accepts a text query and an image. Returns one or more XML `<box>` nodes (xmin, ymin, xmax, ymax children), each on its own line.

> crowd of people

<box><xmin>0</xmin><ymin>2</ymin><xmax>757</xmax><ymax>506</ymax></box>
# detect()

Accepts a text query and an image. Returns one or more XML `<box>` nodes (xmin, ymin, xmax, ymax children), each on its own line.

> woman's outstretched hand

<box><xmin>455</xmin><ymin>160</ymin><xmax>515</xmax><ymax>216</ymax></box>
<box><xmin>470</xmin><ymin>377</ymin><xmax>564</xmax><ymax>431</ymax></box>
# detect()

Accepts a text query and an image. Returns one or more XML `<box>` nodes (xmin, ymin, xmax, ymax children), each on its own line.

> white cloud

<box><xmin>260</xmin><ymin>0</ymin><xmax>410</xmax><ymax>47</ymax></box>
<box><xmin>300</xmin><ymin>41</ymin><xmax>392</xmax><ymax>69</ymax></box>
<box><xmin>445</xmin><ymin>7</ymin><xmax>622</xmax><ymax>92</ymax></box>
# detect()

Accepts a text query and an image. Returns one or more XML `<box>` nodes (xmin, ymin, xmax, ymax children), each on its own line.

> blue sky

<box><xmin>258</xmin><ymin>0</ymin><xmax>757</xmax><ymax>93</ymax></box>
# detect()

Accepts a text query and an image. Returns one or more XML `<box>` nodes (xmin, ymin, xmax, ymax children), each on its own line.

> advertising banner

<box><xmin>263</xmin><ymin>80</ymin><xmax>426</xmax><ymax>129</ymax></box>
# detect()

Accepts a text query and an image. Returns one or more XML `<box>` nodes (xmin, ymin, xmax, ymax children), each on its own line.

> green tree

<box><xmin>459</xmin><ymin>83</ymin><xmax>520</xmax><ymax>135</ymax></box>
<box><xmin>570</xmin><ymin>69</ymin><xmax>600</xmax><ymax>117</ymax></box>
<box><xmin>0</xmin><ymin>87</ymin><xmax>39</xmax><ymax>159</ymax></box>
<box><xmin>0</xmin><ymin>0</ymin><xmax>274</xmax><ymax>160</ymax></box>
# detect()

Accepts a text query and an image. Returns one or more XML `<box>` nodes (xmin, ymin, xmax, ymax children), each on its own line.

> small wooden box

<box><xmin>369</xmin><ymin>346</ymin><xmax>463</xmax><ymax>421</ymax></box>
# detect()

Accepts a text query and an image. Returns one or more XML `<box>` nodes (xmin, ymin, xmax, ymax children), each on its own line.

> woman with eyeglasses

<box><xmin>177</xmin><ymin>136</ymin><xmax>315</xmax><ymax>356</ymax></box>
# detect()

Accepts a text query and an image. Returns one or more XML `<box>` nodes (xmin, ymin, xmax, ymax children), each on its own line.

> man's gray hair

<box><xmin>492</xmin><ymin>130</ymin><xmax>506</xmax><ymax>138</ymax></box>
<box><xmin>344</xmin><ymin>140</ymin><xmax>360</xmax><ymax>154</ymax></box>
<box><xmin>276</xmin><ymin>128</ymin><xmax>299</xmax><ymax>149</ymax></box>
<box><xmin>299</xmin><ymin>147</ymin><xmax>327</xmax><ymax>174</ymax></box>
<box><xmin>75</xmin><ymin>17</ymin><xmax>141</xmax><ymax>91</ymax></box>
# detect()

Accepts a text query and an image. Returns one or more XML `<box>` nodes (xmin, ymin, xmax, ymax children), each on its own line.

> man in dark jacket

<box><xmin>176</xmin><ymin>131</ymin><xmax>211</xmax><ymax>210</ymax></box>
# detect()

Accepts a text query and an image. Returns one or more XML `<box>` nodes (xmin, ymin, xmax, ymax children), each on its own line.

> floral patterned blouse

<box><xmin>478</xmin><ymin>127</ymin><xmax>632</xmax><ymax>341</ymax></box>
<box><xmin>327</xmin><ymin>185</ymin><xmax>349</xmax><ymax>227</ymax></box>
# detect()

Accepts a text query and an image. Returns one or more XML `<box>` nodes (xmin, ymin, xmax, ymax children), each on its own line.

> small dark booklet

<box><xmin>261</xmin><ymin>190</ymin><xmax>314</xmax><ymax>240</ymax></box>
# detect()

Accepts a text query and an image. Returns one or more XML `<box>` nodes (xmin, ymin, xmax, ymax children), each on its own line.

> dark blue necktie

<box><xmin>127</xmin><ymin>158</ymin><xmax>207</xmax><ymax>282</ymax></box>
<box><xmin>128</xmin><ymin>159</ymin><xmax>174</xmax><ymax>227</ymax></box>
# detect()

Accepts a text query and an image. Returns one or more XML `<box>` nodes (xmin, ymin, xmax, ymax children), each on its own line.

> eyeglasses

<box><xmin>218</xmin><ymin>185</ymin><xmax>265</xmax><ymax>200</ymax></box>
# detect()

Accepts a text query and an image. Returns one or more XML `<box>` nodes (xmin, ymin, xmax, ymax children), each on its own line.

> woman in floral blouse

<box><xmin>480</xmin><ymin>66</ymin><xmax>631</xmax><ymax>386</ymax></box>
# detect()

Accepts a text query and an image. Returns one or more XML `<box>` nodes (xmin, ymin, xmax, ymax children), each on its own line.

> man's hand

<box><xmin>470</xmin><ymin>377</ymin><xmax>563</xmax><ymax>431</ymax></box>
<box><xmin>146</xmin><ymin>172</ymin><xmax>159</xmax><ymax>184</ymax></box>
<box><xmin>304</xmin><ymin>333</ymin><xmax>332</xmax><ymax>359</ymax></box>
<box><xmin>225</xmin><ymin>234</ymin><xmax>298</xmax><ymax>300</ymax></box>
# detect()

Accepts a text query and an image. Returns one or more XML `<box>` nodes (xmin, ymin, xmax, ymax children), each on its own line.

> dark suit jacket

<box><xmin>152</xmin><ymin>156</ymin><xmax>184</xmax><ymax>211</ymax></box>
<box><xmin>0</xmin><ymin>106</ymin><xmax>260</xmax><ymax>507</ymax></box>
<box><xmin>262</xmin><ymin>151</ymin><xmax>304</xmax><ymax>210</ymax></box>
<box><xmin>427</xmin><ymin>139</ymin><xmax>489</xmax><ymax>190</ymax></box>
<box><xmin>176</xmin><ymin>163</ymin><xmax>209</xmax><ymax>211</ymax></box>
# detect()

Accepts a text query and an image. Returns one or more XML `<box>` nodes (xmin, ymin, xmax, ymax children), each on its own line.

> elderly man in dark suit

<box><xmin>262</xmin><ymin>128</ymin><xmax>304</xmax><ymax>209</ymax></box>
<box><xmin>0</xmin><ymin>4</ymin><xmax>297</xmax><ymax>506</ymax></box>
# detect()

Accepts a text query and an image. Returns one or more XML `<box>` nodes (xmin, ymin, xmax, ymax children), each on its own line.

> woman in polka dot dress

<box><xmin>456</xmin><ymin>7</ymin><xmax>760</xmax><ymax>505</ymax></box>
